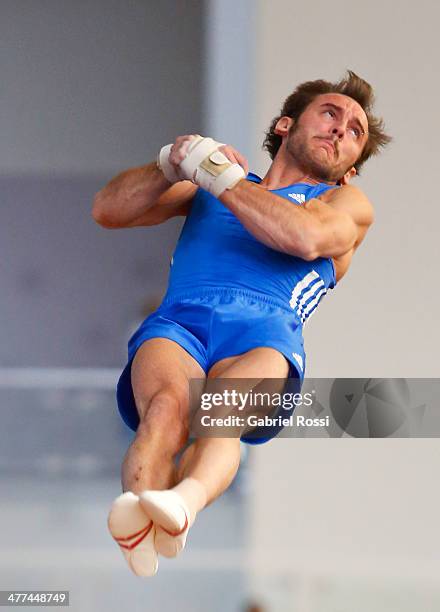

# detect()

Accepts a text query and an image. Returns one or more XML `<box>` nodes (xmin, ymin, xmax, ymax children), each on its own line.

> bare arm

<box><xmin>92</xmin><ymin>162</ymin><xmax>197</xmax><ymax>228</ymax></box>
<box><xmin>219</xmin><ymin>182</ymin><xmax>374</xmax><ymax>261</ymax></box>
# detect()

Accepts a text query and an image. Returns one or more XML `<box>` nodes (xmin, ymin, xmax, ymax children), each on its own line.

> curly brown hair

<box><xmin>263</xmin><ymin>70</ymin><xmax>391</xmax><ymax>174</ymax></box>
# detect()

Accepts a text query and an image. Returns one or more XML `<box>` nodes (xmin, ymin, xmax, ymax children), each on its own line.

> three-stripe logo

<box><xmin>289</xmin><ymin>270</ymin><xmax>327</xmax><ymax>324</ymax></box>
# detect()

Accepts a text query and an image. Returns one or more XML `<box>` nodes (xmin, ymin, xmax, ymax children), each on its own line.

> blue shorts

<box><xmin>117</xmin><ymin>288</ymin><xmax>305</xmax><ymax>444</ymax></box>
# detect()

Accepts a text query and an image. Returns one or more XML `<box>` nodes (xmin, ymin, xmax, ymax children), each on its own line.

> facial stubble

<box><xmin>287</xmin><ymin>122</ymin><xmax>351</xmax><ymax>183</ymax></box>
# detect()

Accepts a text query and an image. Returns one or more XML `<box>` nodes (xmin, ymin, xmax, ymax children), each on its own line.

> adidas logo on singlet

<box><xmin>289</xmin><ymin>269</ymin><xmax>328</xmax><ymax>325</ymax></box>
<box><xmin>288</xmin><ymin>193</ymin><xmax>305</xmax><ymax>204</ymax></box>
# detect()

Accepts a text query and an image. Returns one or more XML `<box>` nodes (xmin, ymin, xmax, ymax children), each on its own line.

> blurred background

<box><xmin>1</xmin><ymin>0</ymin><xmax>439</xmax><ymax>610</ymax></box>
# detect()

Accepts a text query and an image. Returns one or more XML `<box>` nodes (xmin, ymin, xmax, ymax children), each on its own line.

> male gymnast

<box><xmin>92</xmin><ymin>70</ymin><xmax>390</xmax><ymax>576</ymax></box>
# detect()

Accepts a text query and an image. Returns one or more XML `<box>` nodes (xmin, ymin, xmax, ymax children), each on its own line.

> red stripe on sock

<box><xmin>160</xmin><ymin>508</ymin><xmax>189</xmax><ymax>537</ymax></box>
<box><xmin>114</xmin><ymin>521</ymin><xmax>153</xmax><ymax>550</ymax></box>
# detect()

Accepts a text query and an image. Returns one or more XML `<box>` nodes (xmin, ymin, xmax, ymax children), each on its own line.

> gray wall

<box><xmin>0</xmin><ymin>0</ymin><xmax>205</xmax><ymax>174</ymax></box>
<box><xmin>1</xmin><ymin>176</ymin><xmax>184</xmax><ymax>366</ymax></box>
<box><xmin>1</xmin><ymin>0</ymin><xmax>205</xmax><ymax>367</ymax></box>
<box><xmin>248</xmin><ymin>2</ymin><xmax>440</xmax><ymax>608</ymax></box>
<box><xmin>252</xmin><ymin>0</ymin><xmax>440</xmax><ymax>378</ymax></box>
<box><xmin>203</xmin><ymin>0</ymin><xmax>256</xmax><ymax>154</ymax></box>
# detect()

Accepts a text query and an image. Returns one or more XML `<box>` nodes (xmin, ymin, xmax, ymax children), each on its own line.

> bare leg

<box><xmin>134</xmin><ymin>346</ymin><xmax>289</xmax><ymax>559</ymax></box>
<box><xmin>108</xmin><ymin>337</ymin><xmax>205</xmax><ymax>575</ymax></box>
<box><xmin>121</xmin><ymin>338</ymin><xmax>205</xmax><ymax>494</ymax></box>
<box><xmin>172</xmin><ymin>347</ymin><xmax>290</xmax><ymax>520</ymax></box>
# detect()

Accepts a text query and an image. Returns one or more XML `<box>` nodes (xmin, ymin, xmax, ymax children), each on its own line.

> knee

<box><xmin>138</xmin><ymin>388</ymin><xmax>188</xmax><ymax>449</ymax></box>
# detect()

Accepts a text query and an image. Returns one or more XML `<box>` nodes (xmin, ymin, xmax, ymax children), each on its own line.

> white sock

<box><xmin>172</xmin><ymin>478</ymin><xmax>207</xmax><ymax>526</ymax></box>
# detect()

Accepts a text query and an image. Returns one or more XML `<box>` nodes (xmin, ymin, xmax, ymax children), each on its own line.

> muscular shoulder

<box><xmin>318</xmin><ymin>184</ymin><xmax>374</xmax><ymax>227</ymax></box>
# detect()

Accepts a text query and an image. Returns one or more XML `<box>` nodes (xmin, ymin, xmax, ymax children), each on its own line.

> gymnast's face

<box><xmin>283</xmin><ymin>93</ymin><xmax>369</xmax><ymax>182</ymax></box>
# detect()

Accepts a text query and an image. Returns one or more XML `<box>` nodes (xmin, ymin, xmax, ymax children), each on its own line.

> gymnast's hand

<box><xmin>215</xmin><ymin>143</ymin><xmax>249</xmax><ymax>177</ymax></box>
<box><xmin>158</xmin><ymin>135</ymin><xmax>248</xmax><ymax>197</ymax></box>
